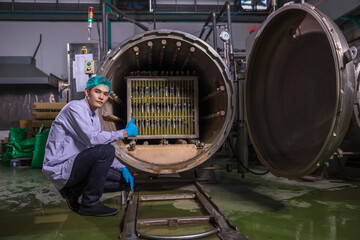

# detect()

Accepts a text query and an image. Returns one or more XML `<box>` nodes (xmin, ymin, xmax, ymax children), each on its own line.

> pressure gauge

<box><xmin>219</xmin><ymin>31</ymin><xmax>230</xmax><ymax>42</ymax></box>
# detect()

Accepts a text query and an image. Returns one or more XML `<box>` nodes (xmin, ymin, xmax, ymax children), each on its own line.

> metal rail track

<box><xmin>120</xmin><ymin>181</ymin><xmax>247</xmax><ymax>240</ymax></box>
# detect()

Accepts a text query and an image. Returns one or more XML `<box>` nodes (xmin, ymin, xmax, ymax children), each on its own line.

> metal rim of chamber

<box><xmin>98</xmin><ymin>29</ymin><xmax>235</xmax><ymax>174</ymax></box>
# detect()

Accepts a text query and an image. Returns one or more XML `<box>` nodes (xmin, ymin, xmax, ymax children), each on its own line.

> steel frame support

<box><xmin>120</xmin><ymin>182</ymin><xmax>247</xmax><ymax>240</ymax></box>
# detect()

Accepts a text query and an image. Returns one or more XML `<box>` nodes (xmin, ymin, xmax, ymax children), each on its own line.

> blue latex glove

<box><xmin>120</xmin><ymin>167</ymin><xmax>134</xmax><ymax>190</ymax></box>
<box><xmin>125</xmin><ymin>116</ymin><xmax>138</xmax><ymax>137</ymax></box>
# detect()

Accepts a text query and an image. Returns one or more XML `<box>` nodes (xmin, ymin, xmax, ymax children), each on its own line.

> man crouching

<box><xmin>43</xmin><ymin>76</ymin><xmax>138</xmax><ymax>217</ymax></box>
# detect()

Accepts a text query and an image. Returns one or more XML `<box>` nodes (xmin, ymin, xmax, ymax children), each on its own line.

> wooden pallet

<box><xmin>32</xmin><ymin>102</ymin><xmax>66</xmax><ymax>130</ymax></box>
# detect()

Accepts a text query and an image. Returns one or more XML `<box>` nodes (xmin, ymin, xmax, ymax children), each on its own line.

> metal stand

<box><xmin>199</xmin><ymin>1</ymin><xmax>249</xmax><ymax>176</ymax></box>
<box><xmin>120</xmin><ymin>182</ymin><xmax>247</xmax><ymax>240</ymax></box>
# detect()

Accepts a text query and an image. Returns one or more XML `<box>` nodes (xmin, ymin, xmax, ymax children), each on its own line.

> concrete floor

<box><xmin>0</xmin><ymin>164</ymin><xmax>360</xmax><ymax>240</ymax></box>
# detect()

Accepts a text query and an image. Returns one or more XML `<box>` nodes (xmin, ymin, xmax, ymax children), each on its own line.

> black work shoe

<box><xmin>59</xmin><ymin>188</ymin><xmax>80</xmax><ymax>212</ymax></box>
<box><xmin>78</xmin><ymin>202</ymin><xmax>119</xmax><ymax>217</ymax></box>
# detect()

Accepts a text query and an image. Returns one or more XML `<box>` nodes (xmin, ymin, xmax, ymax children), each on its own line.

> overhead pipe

<box><xmin>212</xmin><ymin>10</ymin><xmax>217</xmax><ymax>50</ymax></box>
<box><xmin>203</xmin><ymin>2</ymin><xmax>227</xmax><ymax>42</ymax></box>
<box><xmin>199</xmin><ymin>12</ymin><xmax>212</xmax><ymax>39</ymax></box>
<box><xmin>153</xmin><ymin>0</ymin><xmax>156</xmax><ymax>30</ymax></box>
<box><xmin>105</xmin><ymin>11</ymin><xmax>119</xmax><ymax>52</ymax></box>
<box><xmin>101</xmin><ymin>0</ymin><xmax>148</xmax><ymax>56</ymax></box>
<box><xmin>203</xmin><ymin>10</ymin><xmax>217</xmax><ymax>50</ymax></box>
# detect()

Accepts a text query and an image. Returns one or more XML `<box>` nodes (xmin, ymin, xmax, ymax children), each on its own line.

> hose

<box><xmin>226</xmin><ymin>138</ymin><xmax>270</xmax><ymax>175</ymax></box>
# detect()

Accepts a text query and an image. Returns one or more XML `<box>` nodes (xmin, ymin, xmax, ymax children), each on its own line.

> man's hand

<box><xmin>125</xmin><ymin>116</ymin><xmax>138</xmax><ymax>137</ymax></box>
<box><xmin>120</xmin><ymin>167</ymin><xmax>134</xmax><ymax>190</ymax></box>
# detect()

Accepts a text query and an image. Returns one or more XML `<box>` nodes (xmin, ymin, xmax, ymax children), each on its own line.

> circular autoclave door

<box><xmin>245</xmin><ymin>3</ymin><xmax>356</xmax><ymax>179</ymax></box>
<box><xmin>98</xmin><ymin>30</ymin><xmax>235</xmax><ymax>174</ymax></box>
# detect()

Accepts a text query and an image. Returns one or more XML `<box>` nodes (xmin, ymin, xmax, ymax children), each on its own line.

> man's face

<box><xmin>85</xmin><ymin>85</ymin><xmax>110</xmax><ymax>111</ymax></box>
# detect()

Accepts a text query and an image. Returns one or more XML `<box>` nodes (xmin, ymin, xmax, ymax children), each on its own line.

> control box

<box><xmin>85</xmin><ymin>60</ymin><xmax>95</xmax><ymax>74</ymax></box>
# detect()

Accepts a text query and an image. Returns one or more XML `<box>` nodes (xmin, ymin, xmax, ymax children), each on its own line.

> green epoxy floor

<box><xmin>0</xmin><ymin>164</ymin><xmax>360</xmax><ymax>240</ymax></box>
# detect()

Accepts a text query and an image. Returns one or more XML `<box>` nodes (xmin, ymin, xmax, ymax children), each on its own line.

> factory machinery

<box><xmin>96</xmin><ymin>2</ymin><xmax>360</xmax><ymax>181</ymax></box>
<box><xmin>98</xmin><ymin>29</ymin><xmax>235</xmax><ymax>175</ymax></box>
<box><xmin>245</xmin><ymin>2</ymin><xmax>360</xmax><ymax>179</ymax></box>
<box><xmin>66</xmin><ymin>1</ymin><xmax>360</xmax><ymax>239</ymax></box>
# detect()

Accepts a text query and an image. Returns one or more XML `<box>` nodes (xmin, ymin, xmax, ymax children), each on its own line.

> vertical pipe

<box><xmin>108</xmin><ymin>17</ymin><xmax>111</xmax><ymax>50</ymax></box>
<box><xmin>212</xmin><ymin>10</ymin><xmax>217</xmax><ymax>51</ymax></box>
<box><xmin>272</xmin><ymin>0</ymin><xmax>277</xmax><ymax>11</ymax></box>
<box><xmin>32</xmin><ymin>34</ymin><xmax>42</xmax><ymax>61</ymax></box>
<box><xmin>223</xmin><ymin>24</ymin><xmax>230</xmax><ymax>67</ymax></box>
<box><xmin>200</xmin><ymin>12</ymin><xmax>212</xmax><ymax>39</ymax></box>
<box><xmin>223</xmin><ymin>41</ymin><xmax>228</xmax><ymax>66</ymax></box>
<box><xmin>105</xmin><ymin>12</ymin><xmax>118</xmax><ymax>54</ymax></box>
<box><xmin>105</xmin><ymin>12</ymin><xmax>108</xmax><ymax>54</ymax></box>
<box><xmin>102</xmin><ymin>0</ymin><xmax>106</xmax><ymax>58</ymax></box>
<box><xmin>225</xmin><ymin>1</ymin><xmax>248</xmax><ymax>174</ymax></box>
<box><xmin>226</xmin><ymin>2</ymin><xmax>234</xmax><ymax>68</ymax></box>
<box><xmin>235</xmin><ymin>77</ymin><xmax>248</xmax><ymax>175</ymax></box>
<box><xmin>153</xmin><ymin>0</ymin><xmax>156</xmax><ymax>30</ymax></box>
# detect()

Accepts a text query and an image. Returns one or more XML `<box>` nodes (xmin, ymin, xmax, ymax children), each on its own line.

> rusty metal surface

<box><xmin>139</xmin><ymin>193</ymin><xmax>195</xmax><ymax>201</ymax></box>
<box><xmin>98</xmin><ymin>29</ymin><xmax>235</xmax><ymax>174</ymax></box>
<box><xmin>0</xmin><ymin>85</ymin><xmax>59</xmax><ymax>131</ymax></box>
<box><xmin>137</xmin><ymin>216</ymin><xmax>211</xmax><ymax>227</ymax></box>
<box><xmin>120</xmin><ymin>182</ymin><xmax>247</xmax><ymax>240</ymax></box>
<box><xmin>120</xmin><ymin>194</ymin><xmax>139</xmax><ymax>240</ymax></box>
<box><xmin>195</xmin><ymin>192</ymin><xmax>247</xmax><ymax>240</ymax></box>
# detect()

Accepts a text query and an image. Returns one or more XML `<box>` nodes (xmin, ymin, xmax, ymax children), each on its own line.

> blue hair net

<box><xmin>86</xmin><ymin>76</ymin><xmax>112</xmax><ymax>93</ymax></box>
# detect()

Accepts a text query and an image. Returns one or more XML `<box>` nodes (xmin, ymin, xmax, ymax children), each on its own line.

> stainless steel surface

<box><xmin>0</xmin><ymin>56</ymin><xmax>57</xmax><ymax>85</ymax></box>
<box><xmin>98</xmin><ymin>29</ymin><xmax>235</xmax><ymax>174</ymax></box>
<box><xmin>341</xmin><ymin>66</ymin><xmax>360</xmax><ymax>152</ymax></box>
<box><xmin>245</xmin><ymin>3</ymin><xmax>357</xmax><ymax>179</ymax></box>
<box><xmin>212</xmin><ymin>10</ymin><xmax>217</xmax><ymax>51</ymax></box>
<box><xmin>66</xmin><ymin>43</ymin><xmax>100</xmax><ymax>101</ymax></box>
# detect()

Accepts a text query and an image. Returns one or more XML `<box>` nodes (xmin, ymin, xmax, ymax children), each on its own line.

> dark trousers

<box><xmin>62</xmin><ymin>144</ymin><xmax>127</xmax><ymax>207</ymax></box>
